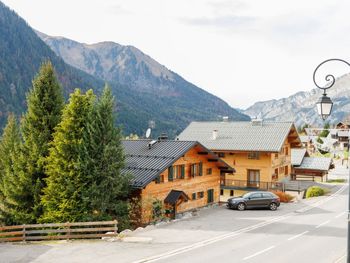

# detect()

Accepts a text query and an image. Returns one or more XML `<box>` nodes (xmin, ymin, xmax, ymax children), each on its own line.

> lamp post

<box><xmin>313</xmin><ymin>58</ymin><xmax>350</xmax><ymax>262</ymax></box>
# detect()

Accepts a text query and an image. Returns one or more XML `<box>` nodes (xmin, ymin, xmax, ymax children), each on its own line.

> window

<box><xmin>192</xmin><ymin>193</ymin><xmax>197</xmax><ymax>200</ymax></box>
<box><xmin>262</xmin><ymin>193</ymin><xmax>272</xmax><ymax>198</ymax></box>
<box><xmin>155</xmin><ymin>174</ymin><xmax>164</xmax><ymax>184</ymax></box>
<box><xmin>250</xmin><ymin>193</ymin><xmax>262</xmax><ymax>199</ymax></box>
<box><xmin>206</xmin><ymin>168</ymin><xmax>212</xmax><ymax>175</ymax></box>
<box><xmin>220</xmin><ymin>189</ymin><xmax>224</xmax><ymax>196</ymax></box>
<box><xmin>248</xmin><ymin>152</ymin><xmax>260</xmax><ymax>160</ymax></box>
<box><xmin>275</xmin><ymin>153</ymin><xmax>278</xmax><ymax>159</ymax></box>
<box><xmin>198</xmin><ymin>191</ymin><xmax>204</xmax><ymax>198</ymax></box>
<box><xmin>279</xmin><ymin>166</ymin><xmax>285</xmax><ymax>174</ymax></box>
<box><xmin>285</xmin><ymin>147</ymin><xmax>289</xmax><ymax>155</ymax></box>
<box><xmin>190</xmin><ymin>163</ymin><xmax>203</xmax><ymax>177</ymax></box>
<box><xmin>173</xmin><ymin>165</ymin><xmax>185</xmax><ymax>179</ymax></box>
<box><xmin>230</xmin><ymin>190</ymin><xmax>234</xmax><ymax>196</ymax></box>
<box><xmin>218</xmin><ymin>152</ymin><xmax>225</xmax><ymax>158</ymax></box>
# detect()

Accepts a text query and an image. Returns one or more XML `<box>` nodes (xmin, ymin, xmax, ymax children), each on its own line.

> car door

<box><xmin>261</xmin><ymin>193</ymin><xmax>273</xmax><ymax>207</ymax></box>
<box><xmin>246</xmin><ymin>193</ymin><xmax>263</xmax><ymax>208</ymax></box>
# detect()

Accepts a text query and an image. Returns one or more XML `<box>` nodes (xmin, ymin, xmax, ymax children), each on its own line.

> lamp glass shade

<box><xmin>316</xmin><ymin>95</ymin><xmax>333</xmax><ymax>120</ymax></box>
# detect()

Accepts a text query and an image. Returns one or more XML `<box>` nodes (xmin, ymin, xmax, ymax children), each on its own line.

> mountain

<box><xmin>244</xmin><ymin>73</ymin><xmax>350</xmax><ymax>127</ymax></box>
<box><xmin>0</xmin><ymin>0</ymin><xmax>249</xmax><ymax>137</ymax></box>
<box><xmin>36</xmin><ymin>32</ymin><xmax>250</xmax><ymax>135</ymax></box>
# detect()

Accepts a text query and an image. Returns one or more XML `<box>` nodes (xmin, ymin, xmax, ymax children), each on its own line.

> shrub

<box><xmin>273</xmin><ymin>191</ymin><xmax>294</xmax><ymax>203</ymax></box>
<box><xmin>306</xmin><ymin>186</ymin><xmax>327</xmax><ymax>198</ymax></box>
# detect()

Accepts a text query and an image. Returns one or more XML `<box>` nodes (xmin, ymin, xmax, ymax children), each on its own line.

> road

<box><xmin>0</xmin><ymin>183</ymin><xmax>347</xmax><ymax>263</ymax></box>
<box><xmin>134</xmin><ymin>184</ymin><xmax>347</xmax><ymax>263</ymax></box>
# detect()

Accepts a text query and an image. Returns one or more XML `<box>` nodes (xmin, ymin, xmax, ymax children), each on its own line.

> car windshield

<box><xmin>242</xmin><ymin>193</ymin><xmax>251</xmax><ymax>199</ymax></box>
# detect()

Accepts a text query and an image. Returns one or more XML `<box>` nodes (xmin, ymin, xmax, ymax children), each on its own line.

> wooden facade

<box><xmin>127</xmin><ymin>143</ymin><xmax>230</xmax><ymax>224</ymax></box>
<box><xmin>218</xmin><ymin>128</ymin><xmax>300</xmax><ymax>201</ymax></box>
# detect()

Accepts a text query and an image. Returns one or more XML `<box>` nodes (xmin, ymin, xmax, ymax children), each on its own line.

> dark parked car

<box><xmin>226</xmin><ymin>191</ymin><xmax>280</xmax><ymax>211</ymax></box>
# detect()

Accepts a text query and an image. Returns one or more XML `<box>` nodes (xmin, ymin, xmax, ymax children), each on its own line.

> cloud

<box><xmin>106</xmin><ymin>4</ymin><xmax>131</xmax><ymax>15</ymax></box>
<box><xmin>182</xmin><ymin>15</ymin><xmax>256</xmax><ymax>29</ymax></box>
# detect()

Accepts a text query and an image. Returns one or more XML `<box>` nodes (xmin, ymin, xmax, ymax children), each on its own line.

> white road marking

<box><xmin>335</xmin><ymin>212</ymin><xmax>346</xmax><ymax>218</ymax></box>
<box><xmin>132</xmin><ymin>184</ymin><xmax>348</xmax><ymax>263</ymax></box>
<box><xmin>316</xmin><ymin>220</ymin><xmax>331</xmax><ymax>228</ymax></box>
<box><xmin>242</xmin><ymin>246</ymin><xmax>276</xmax><ymax>261</ymax></box>
<box><xmin>334</xmin><ymin>253</ymin><xmax>346</xmax><ymax>263</ymax></box>
<box><xmin>287</xmin><ymin>231</ymin><xmax>309</xmax><ymax>241</ymax></box>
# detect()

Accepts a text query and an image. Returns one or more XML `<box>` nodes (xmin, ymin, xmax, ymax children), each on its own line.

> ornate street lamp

<box><xmin>313</xmin><ymin>58</ymin><xmax>350</xmax><ymax>263</ymax></box>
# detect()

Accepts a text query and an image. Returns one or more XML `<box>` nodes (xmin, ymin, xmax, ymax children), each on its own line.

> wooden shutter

<box><xmin>181</xmin><ymin>165</ymin><xmax>185</xmax><ymax>179</ymax></box>
<box><xmin>168</xmin><ymin>166</ymin><xmax>174</xmax><ymax>181</ymax></box>
<box><xmin>199</xmin><ymin>162</ymin><xmax>203</xmax><ymax>176</ymax></box>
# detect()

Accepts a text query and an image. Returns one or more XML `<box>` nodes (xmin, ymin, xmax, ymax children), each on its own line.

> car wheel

<box><xmin>269</xmin><ymin>202</ymin><xmax>278</xmax><ymax>211</ymax></box>
<box><xmin>237</xmin><ymin>203</ymin><xmax>246</xmax><ymax>211</ymax></box>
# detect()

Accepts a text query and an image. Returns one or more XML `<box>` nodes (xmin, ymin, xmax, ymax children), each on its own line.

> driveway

<box><xmin>0</xmin><ymin>182</ymin><xmax>346</xmax><ymax>263</ymax></box>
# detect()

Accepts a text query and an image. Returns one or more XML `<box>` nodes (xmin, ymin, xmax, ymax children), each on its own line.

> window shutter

<box><xmin>181</xmin><ymin>165</ymin><xmax>185</xmax><ymax>179</ymax></box>
<box><xmin>168</xmin><ymin>166</ymin><xmax>174</xmax><ymax>181</ymax></box>
<box><xmin>190</xmin><ymin>164</ymin><xmax>194</xmax><ymax>177</ymax></box>
<box><xmin>199</xmin><ymin>162</ymin><xmax>203</xmax><ymax>176</ymax></box>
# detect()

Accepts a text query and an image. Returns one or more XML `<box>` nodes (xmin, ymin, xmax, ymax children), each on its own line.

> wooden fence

<box><xmin>0</xmin><ymin>220</ymin><xmax>118</xmax><ymax>242</ymax></box>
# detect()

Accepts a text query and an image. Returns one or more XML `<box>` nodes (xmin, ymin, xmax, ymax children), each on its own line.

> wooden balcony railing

<box><xmin>220</xmin><ymin>179</ymin><xmax>284</xmax><ymax>191</ymax></box>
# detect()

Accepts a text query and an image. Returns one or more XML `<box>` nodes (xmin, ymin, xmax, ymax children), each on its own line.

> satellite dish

<box><xmin>145</xmin><ymin>128</ymin><xmax>151</xmax><ymax>139</ymax></box>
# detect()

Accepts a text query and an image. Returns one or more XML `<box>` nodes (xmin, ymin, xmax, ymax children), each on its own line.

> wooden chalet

<box><xmin>121</xmin><ymin>139</ymin><xmax>233</xmax><ymax>223</ymax></box>
<box><xmin>177</xmin><ymin>120</ymin><xmax>302</xmax><ymax>201</ymax></box>
<box><xmin>291</xmin><ymin>148</ymin><xmax>332</xmax><ymax>182</ymax></box>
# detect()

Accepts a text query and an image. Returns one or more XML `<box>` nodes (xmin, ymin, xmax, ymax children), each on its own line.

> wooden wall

<box><xmin>139</xmin><ymin>145</ymin><xmax>221</xmax><ymax>222</ymax></box>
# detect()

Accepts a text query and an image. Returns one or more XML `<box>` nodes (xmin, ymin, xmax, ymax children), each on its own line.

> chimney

<box><xmin>251</xmin><ymin>119</ymin><xmax>263</xmax><ymax>126</ymax></box>
<box><xmin>212</xmin><ymin>129</ymin><xmax>218</xmax><ymax>140</ymax></box>
<box><xmin>157</xmin><ymin>133</ymin><xmax>168</xmax><ymax>141</ymax></box>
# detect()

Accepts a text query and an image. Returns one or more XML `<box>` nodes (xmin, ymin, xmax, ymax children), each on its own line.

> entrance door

<box><xmin>247</xmin><ymin>170</ymin><xmax>260</xmax><ymax>188</ymax></box>
<box><xmin>207</xmin><ymin>189</ymin><xmax>214</xmax><ymax>204</ymax></box>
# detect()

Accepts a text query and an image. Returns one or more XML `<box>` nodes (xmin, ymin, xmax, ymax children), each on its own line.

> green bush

<box><xmin>306</xmin><ymin>186</ymin><xmax>327</xmax><ymax>198</ymax></box>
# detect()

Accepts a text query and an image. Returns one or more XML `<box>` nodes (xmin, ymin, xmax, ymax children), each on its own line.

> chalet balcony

<box><xmin>220</xmin><ymin>179</ymin><xmax>284</xmax><ymax>191</ymax></box>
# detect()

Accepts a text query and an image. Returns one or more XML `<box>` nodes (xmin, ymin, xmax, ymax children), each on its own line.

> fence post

<box><xmin>114</xmin><ymin>220</ymin><xmax>118</xmax><ymax>235</ymax></box>
<box><xmin>67</xmin><ymin>222</ymin><xmax>71</xmax><ymax>240</ymax></box>
<box><xmin>22</xmin><ymin>224</ymin><xmax>26</xmax><ymax>242</ymax></box>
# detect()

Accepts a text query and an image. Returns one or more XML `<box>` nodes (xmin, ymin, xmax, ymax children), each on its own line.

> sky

<box><xmin>2</xmin><ymin>0</ymin><xmax>350</xmax><ymax>109</ymax></box>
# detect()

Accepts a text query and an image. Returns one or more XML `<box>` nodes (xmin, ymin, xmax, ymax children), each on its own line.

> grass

<box><xmin>327</xmin><ymin>179</ymin><xmax>346</xmax><ymax>183</ymax></box>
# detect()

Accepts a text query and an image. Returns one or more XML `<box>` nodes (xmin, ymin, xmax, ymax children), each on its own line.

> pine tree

<box><xmin>87</xmin><ymin>85</ymin><xmax>131</xmax><ymax>221</ymax></box>
<box><xmin>21</xmin><ymin>61</ymin><xmax>64</xmax><ymax>219</ymax></box>
<box><xmin>0</xmin><ymin>114</ymin><xmax>32</xmax><ymax>224</ymax></box>
<box><xmin>41</xmin><ymin>89</ymin><xmax>95</xmax><ymax>222</ymax></box>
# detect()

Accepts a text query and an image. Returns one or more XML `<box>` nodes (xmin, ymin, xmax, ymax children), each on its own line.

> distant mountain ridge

<box><xmin>0</xmin><ymin>0</ymin><xmax>249</xmax><ymax>138</ymax></box>
<box><xmin>36</xmin><ymin>32</ymin><xmax>250</xmax><ymax>137</ymax></box>
<box><xmin>244</xmin><ymin>73</ymin><xmax>350</xmax><ymax>127</ymax></box>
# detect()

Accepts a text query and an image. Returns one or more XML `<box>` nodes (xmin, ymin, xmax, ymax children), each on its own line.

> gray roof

<box><xmin>122</xmin><ymin>140</ymin><xmax>232</xmax><ymax>188</ymax></box>
<box><xmin>291</xmin><ymin>148</ymin><xmax>307</xmax><ymax>166</ymax></box>
<box><xmin>299</xmin><ymin>135</ymin><xmax>311</xmax><ymax>143</ymax></box>
<box><xmin>177</xmin><ymin>121</ymin><xmax>297</xmax><ymax>152</ymax></box>
<box><xmin>295</xmin><ymin>157</ymin><xmax>332</xmax><ymax>171</ymax></box>
<box><xmin>337</xmin><ymin>130</ymin><xmax>349</xmax><ymax>137</ymax></box>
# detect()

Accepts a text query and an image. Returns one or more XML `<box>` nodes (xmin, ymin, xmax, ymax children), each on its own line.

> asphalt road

<box><xmin>135</xmin><ymin>184</ymin><xmax>348</xmax><ymax>263</ymax></box>
<box><xmin>0</xmin><ymin>183</ymin><xmax>347</xmax><ymax>263</ymax></box>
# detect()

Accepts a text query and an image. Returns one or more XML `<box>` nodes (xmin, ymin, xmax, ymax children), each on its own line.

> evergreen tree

<box><xmin>0</xmin><ymin>115</ymin><xmax>32</xmax><ymax>224</ymax></box>
<box><xmin>41</xmin><ymin>89</ymin><xmax>95</xmax><ymax>222</ymax></box>
<box><xmin>21</xmin><ymin>61</ymin><xmax>64</xmax><ymax>219</ymax></box>
<box><xmin>87</xmin><ymin>85</ymin><xmax>131</xmax><ymax>221</ymax></box>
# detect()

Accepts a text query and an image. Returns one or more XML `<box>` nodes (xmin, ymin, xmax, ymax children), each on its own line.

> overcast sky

<box><xmin>3</xmin><ymin>0</ymin><xmax>350</xmax><ymax>109</ymax></box>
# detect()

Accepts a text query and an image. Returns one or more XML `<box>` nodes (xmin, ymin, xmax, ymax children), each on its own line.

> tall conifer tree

<box><xmin>41</xmin><ymin>89</ymin><xmax>95</xmax><ymax>222</ymax></box>
<box><xmin>0</xmin><ymin>115</ymin><xmax>32</xmax><ymax>224</ymax></box>
<box><xmin>87</xmin><ymin>85</ymin><xmax>130</xmax><ymax>221</ymax></box>
<box><xmin>21</xmin><ymin>61</ymin><xmax>64</xmax><ymax>219</ymax></box>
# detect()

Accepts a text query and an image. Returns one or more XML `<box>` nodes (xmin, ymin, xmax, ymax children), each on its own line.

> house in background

<box><xmin>121</xmin><ymin>139</ymin><xmax>233</xmax><ymax>223</ymax></box>
<box><xmin>177</xmin><ymin>120</ymin><xmax>301</xmax><ymax>201</ymax></box>
<box><xmin>291</xmin><ymin>148</ymin><xmax>332</xmax><ymax>182</ymax></box>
